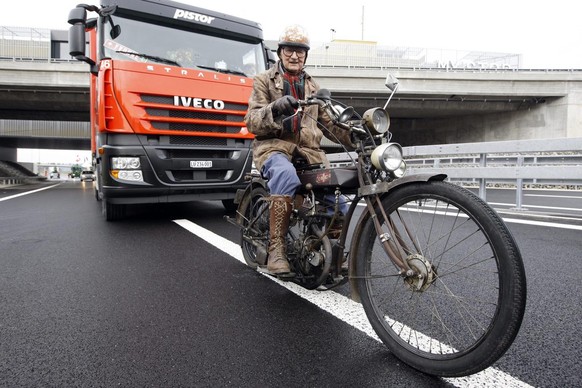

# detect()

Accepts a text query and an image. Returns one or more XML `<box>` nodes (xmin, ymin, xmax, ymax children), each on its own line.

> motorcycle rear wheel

<box><xmin>237</xmin><ymin>186</ymin><xmax>269</xmax><ymax>268</ymax></box>
<box><xmin>355</xmin><ymin>180</ymin><xmax>526</xmax><ymax>377</ymax></box>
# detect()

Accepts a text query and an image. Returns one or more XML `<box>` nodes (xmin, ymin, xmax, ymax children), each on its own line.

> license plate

<box><xmin>190</xmin><ymin>161</ymin><xmax>212</xmax><ymax>168</ymax></box>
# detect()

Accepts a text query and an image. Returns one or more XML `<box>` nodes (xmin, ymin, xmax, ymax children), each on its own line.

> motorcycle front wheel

<box><xmin>355</xmin><ymin>180</ymin><xmax>526</xmax><ymax>377</ymax></box>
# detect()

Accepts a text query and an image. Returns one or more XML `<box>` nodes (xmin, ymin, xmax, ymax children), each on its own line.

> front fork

<box><xmin>309</xmin><ymin>189</ymin><xmax>411</xmax><ymax>279</ymax></box>
<box><xmin>362</xmin><ymin>194</ymin><xmax>414</xmax><ymax>275</ymax></box>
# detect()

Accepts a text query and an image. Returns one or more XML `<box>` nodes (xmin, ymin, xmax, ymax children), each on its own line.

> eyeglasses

<box><xmin>282</xmin><ymin>47</ymin><xmax>307</xmax><ymax>58</ymax></box>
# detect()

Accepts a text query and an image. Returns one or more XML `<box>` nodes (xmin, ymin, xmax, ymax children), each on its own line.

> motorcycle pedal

<box><xmin>276</xmin><ymin>272</ymin><xmax>296</xmax><ymax>281</ymax></box>
<box><xmin>257</xmin><ymin>266</ymin><xmax>296</xmax><ymax>280</ymax></box>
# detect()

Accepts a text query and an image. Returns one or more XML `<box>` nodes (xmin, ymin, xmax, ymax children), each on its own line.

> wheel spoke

<box><xmin>362</xmin><ymin>185</ymin><xmax>502</xmax><ymax>354</ymax></box>
<box><xmin>355</xmin><ymin>181</ymin><xmax>525</xmax><ymax>376</ymax></box>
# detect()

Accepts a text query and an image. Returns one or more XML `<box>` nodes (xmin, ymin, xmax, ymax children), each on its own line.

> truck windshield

<box><xmin>103</xmin><ymin>16</ymin><xmax>265</xmax><ymax>77</ymax></box>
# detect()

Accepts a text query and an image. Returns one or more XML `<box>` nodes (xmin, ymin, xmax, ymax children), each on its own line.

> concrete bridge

<box><xmin>1</xmin><ymin>58</ymin><xmax>581</xmax><ymax>160</ymax></box>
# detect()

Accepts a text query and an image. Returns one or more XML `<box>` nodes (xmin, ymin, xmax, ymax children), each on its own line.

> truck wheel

<box><xmin>95</xmin><ymin>177</ymin><xmax>102</xmax><ymax>201</ymax></box>
<box><xmin>102</xmin><ymin>199</ymin><xmax>126</xmax><ymax>221</ymax></box>
<box><xmin>222</xmin><ymin>199</ymin><xmax>237</xmax><ymax>213</ymax></box>
<box><xmin>95</xmin><ymin>166</ymin><xmax>103</xmax><ymax>201</ymax></box>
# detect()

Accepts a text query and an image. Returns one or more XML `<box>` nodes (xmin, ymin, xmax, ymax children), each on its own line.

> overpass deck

<box><xmin>1</xmin><ymin>59</ymin><xmax>582</xmax><ymax>151</ymax></box>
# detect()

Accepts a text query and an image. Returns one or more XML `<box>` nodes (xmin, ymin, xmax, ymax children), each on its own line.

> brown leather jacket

<box><xmin>244</xmin><ymin>62</ymin><xmax>355</xmax><ymax>171</ymax></box>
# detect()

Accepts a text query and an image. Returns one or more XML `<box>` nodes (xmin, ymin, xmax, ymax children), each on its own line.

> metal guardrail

<box><xmin>0</xmin><ymin>57</ymin><xmax>78</xmax><ymax>63</ymax></box>
<box><xmin>1</xmin><ymin>55</ymin><xmax>581</xmax><ymax>73</ymax></box>
<box><xmin>0</xmin><ymin>177</ymin><xmax>45</xmax><ymax>186</ymax></box>
<box><xmin>403</xmin><ymin>137</ymin><xmax>582</xmax><ymax>210</ymax></box>
<box><xmin>0</xmin><ymin>177</ymin><xmax>25</xmax><ymax>186</ymax></box>
<box><xmin>328</xmin><ymin>137</ymin><xmax>582</xmax><ymax>211</ymax></box>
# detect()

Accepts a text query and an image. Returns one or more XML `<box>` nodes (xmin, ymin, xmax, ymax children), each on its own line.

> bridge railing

<box><xmin>2</xmin><ymin>55</ymin><xmax>581</xmax><ymax>73</ymax></box>
<box><xmin>328</xmin><ymin>137</ymin><xmax>582</xmax><ymax>211</ymax></box>
<box><xmin>0</xmin><ymin>176</ymin><xmax>47</xmax><ymax>186</ymax></box>
<box><xmin>0</xmin><ymin>177</ymin><xmax>24</xmax><ymax>186</ymax></box>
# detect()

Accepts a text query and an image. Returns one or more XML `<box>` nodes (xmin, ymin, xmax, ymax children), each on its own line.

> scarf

<box><xmin>282</xmin><ymin>70</ymin><xmax>305</xmax><ymax>135</ymax></box>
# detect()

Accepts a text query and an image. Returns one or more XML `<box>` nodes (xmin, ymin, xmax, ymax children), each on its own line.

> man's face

<box><xmin>280</xmin><ymin>46</ymin><xmax>307</xmax><ymax>74</ymax></box>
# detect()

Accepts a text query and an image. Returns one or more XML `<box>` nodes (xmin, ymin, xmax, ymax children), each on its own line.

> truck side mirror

<box><xmin>265</xmin><ymin>47</ymin><xmax>277</xmax><ymax>68</ymax></box>
<box><xmin>68</xmin><ymin>6</ymin><xmax>87</xmax><ymax>25</ymax></box>
<box><xmin>68</xmin><ymin>6</ymin><xmax>96</xmax><ymax>71</ymax></box>
<box><xmin>68</xmin><ymin>24</ymin><xmax>86</xmax><ymax>57</ymax></box>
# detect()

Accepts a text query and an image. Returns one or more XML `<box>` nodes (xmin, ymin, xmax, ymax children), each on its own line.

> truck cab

<box><xmin>68</xmin><ymin>0</ymin><xmax>271</xmax><ymax>220</ymax></box>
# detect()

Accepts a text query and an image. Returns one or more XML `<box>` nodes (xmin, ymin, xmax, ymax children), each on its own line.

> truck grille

<box><xmin>169</xmin><ymin>136</ymin><xmax>227</xmax><ymax>146</ymax></box>
<box><xmin>140</xmin><ymin>95</ymin><xmax>247</xmax><ymax>134</ymax></box>
<box><xmin>137</xmin><ymin>95</ymin><xmax>252</xmax><ymax>186</ymax></box>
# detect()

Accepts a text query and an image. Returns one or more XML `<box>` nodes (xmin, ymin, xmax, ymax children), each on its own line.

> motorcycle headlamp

<box><xmin>393</xmin><ymin>160</ymin><xmax>407</xmax><ymax>178</ymax></box>
<box><xmin>371</xmin><ymin>143</ymin><xmax>405</xmax><ymax>176</ymax></box>
<box><xmin>363</xmin><ymin>108</ymin><xmax>390</xmax><ymax>135</ymax></box>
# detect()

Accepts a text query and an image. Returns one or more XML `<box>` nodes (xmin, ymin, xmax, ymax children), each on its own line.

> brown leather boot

<box><xmin>267</xmin><ymin>195</ymin><xmax>293</xmax><ymax>276</ymax></box>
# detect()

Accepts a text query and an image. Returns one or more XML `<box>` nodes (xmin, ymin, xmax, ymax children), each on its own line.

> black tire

<box><xmin>95</xmin><ymin>165</ymin><xmax>103</xmax><ymax>202</ymax></box>
<box><xmin>102</xmin><ymin>199</ymin><xmax>126</xmax><ymax>221</ymax></box>
<box><xmin>222</xmin><ymin>199</ymin><xmax>237</xmax><ymax>213</ymax></box>
<box><xmin>237</xmin><ymin>186</ymin><xmax>269</xmax><ymax>268</ymax></box>
<box><xmin>355</xmin><ymin>180</ymin><xmax>526</xmax><ymax>377</ymax></box>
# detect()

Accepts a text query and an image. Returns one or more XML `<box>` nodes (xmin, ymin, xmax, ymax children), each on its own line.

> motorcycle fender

<box><xmin>357</xmin><ymin>173</ymin><xmax>447</xmax><ymax>197</ymax></box>
<box><xmin>233</xmin><ymin>176</ymin><xmax>268</xmax><ymax>227</ymax></box>
<box><xmin>234</xmin><ymin>176</ymin><xmax>267</xmax><ymax>205</ymax></box>
<box><xmin>233</xmin><ymin>188</ymin><xmax>247</xmax><ymax>205</ymax></box>
<box><xmin>348</xmin><ymin>173</ymin><xmax>447</xmax><ymax>302</ymax></box>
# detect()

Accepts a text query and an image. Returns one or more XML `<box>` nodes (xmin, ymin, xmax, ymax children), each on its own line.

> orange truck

<box><xmin>67</xmin><ymin>0</ymin><xmax>271</xmax><ymax>220</ymax></box>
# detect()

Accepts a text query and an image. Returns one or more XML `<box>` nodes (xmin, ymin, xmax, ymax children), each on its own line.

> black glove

<box><xmin>271</xmin><ymin>95</ymin><xmax>298</xmax><ymax>117</ymax></box>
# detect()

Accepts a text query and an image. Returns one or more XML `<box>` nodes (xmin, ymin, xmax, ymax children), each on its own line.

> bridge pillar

<box><xmin>0</xmin><ymin>146</ymin><xmax>16</xmax><ymax>161</ymax></box>
<box><xmin>566</xmin><ymin>90</ymin><xmax>582</xmax><ymax>138</ymax></box>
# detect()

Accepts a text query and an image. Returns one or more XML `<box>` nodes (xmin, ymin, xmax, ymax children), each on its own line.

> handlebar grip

<box><xmin>298</xmin><ymin>97</ymin><xmax>323</xmax><ymax>107</ymax></box>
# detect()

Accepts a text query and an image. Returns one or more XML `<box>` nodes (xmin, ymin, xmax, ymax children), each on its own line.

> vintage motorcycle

<box><xmin>226</xmin><ymin>74</ymin><xmax>526</xmax><ymax>377</ymax></box>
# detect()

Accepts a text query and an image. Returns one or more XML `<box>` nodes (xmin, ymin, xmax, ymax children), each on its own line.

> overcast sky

<box><xmin>2</xmin><ymin>0</ymin><xmax>582</xmax><ymax>69</ymax></box>
<box><xmin>4</xmin><ymin>0</ymin><xmax>582</xmax><ymax>163</ymax></box>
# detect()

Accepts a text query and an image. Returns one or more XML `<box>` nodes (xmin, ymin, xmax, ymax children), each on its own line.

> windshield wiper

<box><xmin>196</xmin><ymin>64</ymin><xmax>247</xmax><ymax>77</ymax></box>
<box><xmin>115</xmin><ymin>51</ymin><xmax>180</xmax><ymax>67</ymax></box>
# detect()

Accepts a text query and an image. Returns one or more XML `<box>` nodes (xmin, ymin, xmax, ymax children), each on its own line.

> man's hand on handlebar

<box><xmin>272</xmin><ymin>95</ymin><xmax>299</xmax><ymax>117</ymax></box>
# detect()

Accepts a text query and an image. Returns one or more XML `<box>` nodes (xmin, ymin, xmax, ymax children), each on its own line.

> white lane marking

<box><xmin>173</xmin><ymin>218</ymin><xmax>534</xmax><ymax>388</ymax></box>
<box><xmin>525</xmin><ymin>194</ymin><xmax>582</xmax><ymax>199</ymax></box>
<box><xmin>396</xmin><ymin>203</ymin><xmax>582</xmax><ymax>231</ymax></box>
<box><xmin>489</xmin><ymin>201</ymin><xmax>582</xmax><ymax>213</ymax></box>
<box><xmin>359</xmin><ymin>201</ymin><xmax>582</xmax><ymax>228</ymax></box>
<box><xmin>498</xmin><ymin>217</ymin><xmax>582</xmax><ymax>231</ymax></box>
<box><xmin>0</xmin><ymin>183</ymin><xmax>60</xmax><ymax>202</ymax></box>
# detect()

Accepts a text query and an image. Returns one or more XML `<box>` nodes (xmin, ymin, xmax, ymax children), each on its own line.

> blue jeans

<box><xmin>261</xmin><ymin>153</ymin><xmax>301</xmax><ymax>196</ymax></box>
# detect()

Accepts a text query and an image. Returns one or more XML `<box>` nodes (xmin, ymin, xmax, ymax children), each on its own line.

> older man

<box><xmin>244</xmin><ymin>25</ymin><xmax>354</xmax><ymax>277</ymax></box>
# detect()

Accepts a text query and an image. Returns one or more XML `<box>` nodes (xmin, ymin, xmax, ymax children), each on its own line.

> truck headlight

<box><xmin>114</xmin><ymin>170</ymin><xmax>143</xmax><ymax>182</ymax></box>
<box><xmin>111</xmin><ymin>157</ymin><xmax>143</xmax><ymax>182</ymax></box>
<box><xmin>371</xmin><ymin>143</ymin><xmax>404</xmax><ymax>175</ymax></box>
<box><xmin>111</xmin><ymin>157</ymin><xmax>140</xmax><ymax>169</ymax></box>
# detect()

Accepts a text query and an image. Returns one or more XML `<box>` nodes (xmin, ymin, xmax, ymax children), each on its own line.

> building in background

<box><xmin>0</xmin><ymin>26</ymin><xmax>70</xmax><ymax>61</ymax></box>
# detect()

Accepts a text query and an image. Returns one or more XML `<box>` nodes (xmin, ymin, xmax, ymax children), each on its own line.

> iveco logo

<box><xmin>174</xmin><ymin>96</ymin><xmax>225</xmax><ymax>110</ymax></box>
<box><xmin>173</xmin><ymin>9</ymin><xmax>215</xmax><ymax>24</ymax></box>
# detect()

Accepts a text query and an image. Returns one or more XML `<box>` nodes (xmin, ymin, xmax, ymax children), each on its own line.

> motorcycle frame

<box><xmin>234</xmin><ymin>162</ymin><xmax>446</xmax><ymax>296</ymax></box>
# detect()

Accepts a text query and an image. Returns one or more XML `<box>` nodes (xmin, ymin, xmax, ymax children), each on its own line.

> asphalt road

<box><xmin>0</xmin><ymin>181</ymin><xmax>581</xmax><ymax>387</ymax></box>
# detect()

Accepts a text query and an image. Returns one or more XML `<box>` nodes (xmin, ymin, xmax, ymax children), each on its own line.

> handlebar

<box><xmin>286</xmin><ymin>91</ymin><xmax>356</xmax><ymax>132</ymax></box>
<box><xmin>295</xmin><ymin>88</ymin><xmax>333</xmax><ymax>109</ymax></box>
<box><xmin>297</xmin><ymin>96</ymin><xmax>325</xmax><ymax>109</ymax></box>
<box><xmin>283</xmin><ymin>81</ymin><xmax>395</xmax><ymax>141</ymax></box>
